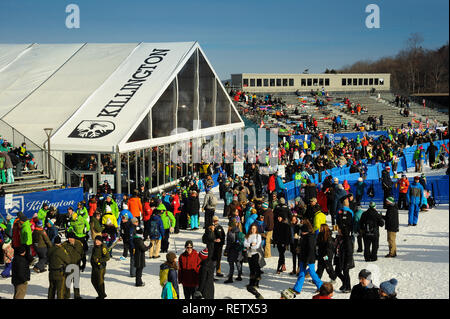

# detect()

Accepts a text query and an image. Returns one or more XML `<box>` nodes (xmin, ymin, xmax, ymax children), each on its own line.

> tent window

<box><xmin>374</xmin><ymin>78</ymin><xmax>379</xmax><ymax>85</ymax></box>
<box><xmin>276</xmin><ymin>79</ymin><xmax>281</xmax><ymax>86</ymax></box>
<box><xmin>256</xmin><ymin>79</ymin><xmax>262</xmax><ymax>87</ymax></box>
<box><xmin>369</xmin><ymin>78</ymin><xmax>374</xmax><ymax>85</ymax></box>
<box><xmin>289</xmin><ymin>79</ymin><xmax>294</xmax><ymax>86</ymax></box>
<box><xmin>319</xmin><ymin>78</ymin><xmax>324</xmax><ymax>86</ymax></box>
<box><xmin>364</xmin><ymin>78</ymin><xmax>368</xmax><ymax>85</ymax></box>
<box><xmin>250</xmin><ymin>79</ymin><xmax>255</xmax><ymax>86</ymax></box>
<box><xmin>198</xmin><ymin>51</ymin><xmax>215</xmax><ymax>129</ymax></box>
<box><xmin>325</xmin><ymin>78</ymin><xmax>330</xmax><ymax>86</ymax></box>
<box><xmin>379</xmin><ymin>78</ymin><xmax>384</xmax><ymax>85</ymax></box>
<box><xmin>358</xmin><ymin>78</ymin><xmax>363</xmax><ymax>85</ymax></box>
<box><xmin>177</xmin><ymin>53</ymin><xmax>196</xmax><ymax>132</ymax></box>
<box><xmin>243</xmin><ymin>78</ymin><xmax>249</xmax><ymax>86</ymax></box>
<box><xmin>301</xmin><ymin>79</ymin><xmax>306</xmax><ymax>86</ymax></box>
<box><xmin>263</xmin><ymin>79</ymin><xmax>269</xmax><ymax>86</ymax></box>
<box><xmin>270</xmin><ymin>79</ymin><xmax>275</xmax><ymax>86</ymax></box>
<box><xmin>307</xmin><ymin>78</ymin><xmax>312</xmax><ymax>86</ymax></box>
<box><xmin>342</xmin><ymin>78</ymin><xmax>346</xmax><ymax>86</ymax></box>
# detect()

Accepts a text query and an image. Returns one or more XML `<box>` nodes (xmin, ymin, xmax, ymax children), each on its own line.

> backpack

<box><xmin>208</xmin><ymin>194</ymin><xmax>217</xmax><ymax>208</ymax></box>
<box><xmin>364</xmin><ymin>217</ymin><xmax>377</xmax><ymax>236</ymax></box>
<box><xmin>0</xmin><ymin>157</ymin><xmax>5</xmax><ymax>170</ymax></box>
<box><xmin>150</xmin><ymin>220</ymin><xmax>160</xmax><ymax>238</ymax></box>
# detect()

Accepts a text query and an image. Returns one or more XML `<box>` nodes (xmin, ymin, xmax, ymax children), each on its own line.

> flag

<box><xmin>260</xmin><ymin>120</ymin><xmax>265</xmax><ymax>128</ymax></box>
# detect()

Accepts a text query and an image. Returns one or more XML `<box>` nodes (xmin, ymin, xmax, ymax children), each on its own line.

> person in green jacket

<box><xmin>67</xmin><ymin>212</ymin><xmax>90</xmax><ymax>255</ymax></box>
<box><xmin>19</xmin><ymin>217</ymin><xmax>33</xmax><ymax>263</ymax></box>
<box><xmin>37</xmin><ymin>203</ymin><xmax>50</xmax><ymax>225</ymax></box>
<box><xmin>62</xmin><ymin>232</ymin><xmax>85</xmax><ymax>299</ymax></box>
<box><xmin>159</xmin><ymin>203</ymin><xmax>175</xmax><ymax>253</ymax></box>
<box><xmin>76</xmin><ymin>201</ymin><xmax>89</xmax><ymax>222</ymax></box>
<box><xmin>102</xmin><ymin>195</ymin><xmax>119</xmax><ymax>220</ymax></box>
<box><xmin>90</xmin><ymin>235</ymin><xmax>110</xmax><ymax>299</ymax></box>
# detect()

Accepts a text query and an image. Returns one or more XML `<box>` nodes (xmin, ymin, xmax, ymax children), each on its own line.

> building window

<box><xmin>358</xmin><ymin>78</ymin><xmax>363</xmax><ymax>85</ymax></box>
<box><xmin>256</xmin><ymin>79</ymin><xmax>262</xmax><ymax>87</ymax></box>
<box><xmin>250</xmin><ymin>79</ymin><xmax>255</xmax><ymax>87</ymax></box>
<box><xmin>369</xmin><ymin>78</ymin><xmax>374</xmax><ymax>85</ymax></box>
<box><xmin>374</xmin><ymin>78</ymin><xmax>379</xmax><ymax>85</ymax></box>
<box><xmin>379</xmin><ymin>78</ymin><xmax>384</xmax><ymax>85</ymax></box>
<box><xmin>276</xmin><ymin>79</ymin><xmax>282</xmax><ymax>86</ymax></box>
<box><xmin>342</xmin><ymin>78</ymin><xmax>346</xmax><ymax>86</ymax></box>
<box><xmin>301</xmin><ymin>79</ymin><xmax>307</xmax><ymax>86</ymax></box>
<box><xmin>319</xmin><ymin>78</ymin><xmax>324</xmax><ymax>86</ymax></box>
<box><xmin>243</xmin><ymin>79</ymin><xmax>249</xmax><ymax>87</ymax></box>
<box><xmin>312</xmin><ymin>78</ymin><xmax>318</xmax><ymax>86</ymax></box>
<box><xmin>283</xmin><ymin>79</ymin><xmax>288</xmax><ymax>86</ymax></box>
<box><xmin>289</xmin><ymin>78</ymin><xmax>294</xmax><ymax>86</ymax></box>
<box><xmin>270</xmin><ymin>79</ymin><xmax>275</xmax><ymax>86</ymax></box>
<box><xmin>325</xmin><ymin>78</ymin><xmax>330</xmax><ymax>86</ymax></box>
<box><xmin>347</xmin><ymin>78</ymin><xmax>352</xmax><ymax>85</ymax></box>
<box><xmin>263</xmin><ymin>79</ymin><xmax>269</xmax><ymax>86</ymax></box>
<box><xmin>353</xmin><ymin>78</ymin><xmax>358</xmax><ymax>85</ymax></box>
<box><xmin>307</xmin><ymin>78</ymin><xmax>312</xmax><ymax>86</ymax></box>
<box><xmin>364</xmin><ymin>78</ymin><xmax>368</xmax><ymax>85</ymax></box>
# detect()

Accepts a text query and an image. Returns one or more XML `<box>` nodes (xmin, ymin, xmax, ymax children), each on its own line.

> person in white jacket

<box><xmin>244</xmin><ymin>225</ymin><xmax>262</xmax><ymax>289</ymax></box>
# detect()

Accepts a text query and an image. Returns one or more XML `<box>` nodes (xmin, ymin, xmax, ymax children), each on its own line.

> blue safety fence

<box><xmin>283</xmin><ymin>139</ymin><xmax>449</xmax><ymax>204</ymax></box>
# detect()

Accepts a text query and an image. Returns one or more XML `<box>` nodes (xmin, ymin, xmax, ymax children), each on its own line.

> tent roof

<box><xmin>0</xmin><ymin>42</ymin><xmax>243</xmax><ymax>152</ymax></box>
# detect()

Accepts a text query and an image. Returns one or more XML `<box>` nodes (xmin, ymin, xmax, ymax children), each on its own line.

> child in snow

<box><xmin>312</xmin><ymin>282</ymin><xmax>334</xmax><ymax>299</ymax></box>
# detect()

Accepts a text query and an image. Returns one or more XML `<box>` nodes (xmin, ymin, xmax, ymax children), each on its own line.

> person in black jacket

<box><xmin>289</xmin><ymin>216</ymin><xmax>301</xmax><ymax>275</ymax></box>
<box><xmin>381</xmin><ymin>166</ymin><xmax>393</xmax><ymax>208</ymax></box>
<box><xmin>273</xmin><ymin>210</ymin><xmax>292</xmax><ymax>274</ymax></box>
<box><xmin>360</xmin><ymin>202</ymin><xmax>385</xmax><ymax>262</ymax></box>
<box><xmin>197</xmin><ymin>248</ymin><xmax>215</xmax><ymax>299</ymax></box>
<box><xmin>426</xmin><ymin>141</ymin><xmax>438</xmax><ymax>168</ymax></box>
<box><xmin>292</xmin><ymin>220</ymin><xmax>323</xmax><ymax>294</ymax></box>
<box><xmin>11</xmin><ymin>246</ymin><xmax>30</xmax><ymax>299</ymax></box>
<box><xmin>211</xmin><ymin>216</ymin><xmax>225</xmax><ymax>277</ymax></box>
<box><xmin>316</xmin><ymin>224</ymin><xmax>337</xmax><ymax>283</ymax></box>
<box><xmin>334</xmin><ymin>226</ymin><xmax>354</xmax><ymax>293</ymax></box>
<box><xmin>350</xmin><ymin>269</ymin><xmax>380</xmax><ymax>300</ymax></box>
<box><xmin>303</xmin><ymin>179</ymin><xmax>318</xmax><ymax>204</ymax></box>
<box><xmin>133</xmin><ymin>228</ymin><xmax>151</xmax><ymax>287</ymax></box>
<box><xmin>383</xmin><ymin>197</ymin><xmax>399</xmax><ymax>258</ymax></box>
<box><xmin>186</xmin><ymin>191</ymin><xmax>200</xmax><ymax>230</ymax></box>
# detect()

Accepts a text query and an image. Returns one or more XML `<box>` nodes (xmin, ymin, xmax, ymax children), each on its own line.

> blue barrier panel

<box><xmin>326</xmin><ymin>130</ymin><xmax>389</xmax><ymax>143</ymax></box>
<box><xmin>0</xmin><ymin>187</ymin><xmax>84</xmax><ymax>219</ymax></box>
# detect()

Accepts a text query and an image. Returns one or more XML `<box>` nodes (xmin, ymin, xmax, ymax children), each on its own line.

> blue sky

<box><xmin>0</xmin><ymin>0</ymin><xmax>448</xmax><ymax>80</ymax></box>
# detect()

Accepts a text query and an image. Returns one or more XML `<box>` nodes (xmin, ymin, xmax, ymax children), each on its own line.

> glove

<box><xmin>169</xmin><ymin>227</ymin><xmax>174</xmax><ymax>234</ymax></box>
<box><xmin>324</xmin><ymin>256</ymin><xmax>328</xmax><ymax>261</ymax></box>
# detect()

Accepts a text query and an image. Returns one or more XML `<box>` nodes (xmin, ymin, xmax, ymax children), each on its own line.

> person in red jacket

<box><xmin>178</xmin><ymin>240</ymin><xmax>201</xmax><ymax>299</ymax></box>
<box><xmin>396</xmin><ymin>174</ymin><xmax>410</xmax><ymax>210</ymax></box>
<box><xmin>312</xmin><ymin>282</ymin><xmax>334</xmax><ymax>299</ymax></box>
<box><xmin>171</xmin><ymin>192</ymin><xmax>181</xmax><ymax>234</ymax></box>
<box><xmin>268</xmin><ymin>174</ymin><xmax>276</xmax><ymax>196</ymax></box>
<box><xmin>88</xmin><ymin>197</ymin><xmax>97</xmax><ymax>219</ymax></box>
<box><xmin>142</xmin><ymin>198</ymin><xmax>153</xmax><ymax>240</ymax></box>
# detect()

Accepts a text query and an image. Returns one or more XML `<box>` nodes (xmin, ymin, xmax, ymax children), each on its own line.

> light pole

<box><xmin>44</xmin><ymin>128</ymin><xmax>53</xmax><ymax>178</ymax></box>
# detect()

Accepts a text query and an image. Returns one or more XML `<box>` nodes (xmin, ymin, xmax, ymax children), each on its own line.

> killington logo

<box><xmin>69</xmin><ymin>120</ymin><xmax>115</xmax><ymax>139</ymax></box>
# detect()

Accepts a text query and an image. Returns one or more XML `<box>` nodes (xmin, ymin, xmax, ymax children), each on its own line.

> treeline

<box><xmin>337</xmin><ymin>33</ymin><xmax>449</xmax><ymax>95</ymax></box>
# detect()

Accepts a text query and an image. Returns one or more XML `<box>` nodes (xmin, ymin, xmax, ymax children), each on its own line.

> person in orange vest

<box><xmin>128</xmin><ymin>190</ymin><xmax>143</xmax><ymax>223</ymax></box>
<box><xmin>396</xmin><ymin>174</ymin><xmax>410</xmax><ymax>210</ymax></box>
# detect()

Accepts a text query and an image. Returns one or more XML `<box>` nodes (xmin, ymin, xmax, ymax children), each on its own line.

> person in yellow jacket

<box><xmin>313</xmin><ymin>209</ymin><xmax>327</xmax><ymax>236</ymax></box>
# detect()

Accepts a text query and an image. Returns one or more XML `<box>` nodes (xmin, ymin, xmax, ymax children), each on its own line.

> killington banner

<box><xmin>0</xmin><ymin>188</ymin><xmax>84</xmax><ymax>219</ymax></box>
<box><xmin>325</xmin><ymin>130</ymin><xmax>389</xmax><ymax>143</ymax></box>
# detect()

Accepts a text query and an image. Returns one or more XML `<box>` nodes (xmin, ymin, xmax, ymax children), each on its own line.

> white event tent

<box><xmin>0</xmin><ymin>42</ymin><xmax>244</xmax><ymax>194</ymax></box>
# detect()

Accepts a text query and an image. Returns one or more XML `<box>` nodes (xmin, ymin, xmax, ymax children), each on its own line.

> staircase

<box><xmin>2</xmin><ymin>169</ymin><xmax>63</xmax><ymax>195</ymax></box>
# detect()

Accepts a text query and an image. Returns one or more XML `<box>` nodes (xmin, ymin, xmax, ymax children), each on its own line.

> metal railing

<box><xmin>0</xmin><ymin>118</ymin><xmax>81</xmax><ymax>185</ymax></box>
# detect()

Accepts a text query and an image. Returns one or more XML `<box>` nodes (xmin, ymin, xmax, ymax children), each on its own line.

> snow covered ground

<box><xmin>0</xmin><ymin>168</ymin><xmax>448</xmax><ymax>299</ymax></box>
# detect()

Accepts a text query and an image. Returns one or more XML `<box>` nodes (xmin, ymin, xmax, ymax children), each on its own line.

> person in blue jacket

<box><xmin>244</xmin><ymin>209</ymin><xmax>259</xmax><ymax>234</ymax></box>
<box><xmin>148</xmin><ymin>210</ymin><xmax>165</xmax><ymax>259</ymax></box>
<box><xmin>117</xmin><ymin>208</ymin><xmax>133</xmax><ymax>227</ymax></box>
<box><xmin>275</xmin><ymin>173</ymin><xmax>286</xmax><ymax>198</ymax></box>
<box><xmin>408</xmin><ymin>176</ymin><xmax>424</xmax><ymax>226</ymax></box>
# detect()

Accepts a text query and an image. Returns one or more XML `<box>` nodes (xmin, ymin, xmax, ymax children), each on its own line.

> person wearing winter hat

<box><xmin>383</xmin><ymin>196</ymin><xmax>399</xmax><ymax>258</ymax></box>
<box><xmin>11</xmin><ymin>245</ymin><xmax>30</xmax><ymax>299</ymax></box>
<box><xmin>349</xmin><ymin>269</ymin><xmax>380</xmax><ymax>300</ymax></box>
<box><xmin>1</xmin><ymin>236</ymin><xmax>14</xmax><ymax>278</ymax></box>
<box><xmin>379</xmin><ymin>278</ymin><xmax>398</xmax><ymax>299</ymax></box>
<box><xmin>396</xmin><ymin>174</ymin><xmax>410</xmax><ymax>210</ymax></box>
<box><xmin>90</xmin><ymin>234</ymin><xmax>110</xmax><ymax>299</ymax></box>
<box><xmin>32</xmin><ymin>218</ymin><xmax>52</xmax><ymax>274</ymax></box>
<box><xmin>160</xmin><ymin>251</ymin><xmax>179</xmax><ymax>299</ymax></box>
<box><xmin>360</xmin><ymin>201</ymin><xmax>384</xmax><ymax>262</ymax></box>
<box><xmin>198</xmin><ymin>247</ymin><xmax>215</xmax><ymax>299</ymax></box>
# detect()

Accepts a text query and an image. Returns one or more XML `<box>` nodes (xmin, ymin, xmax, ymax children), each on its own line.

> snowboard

<box><xmin>280</xmin><ymin>288</ymin><xmax>297</xmax><ymax>299</ymax></box>
<box><xmin>246</xmin><ymin>285</ymin><xmax>264</xmax><ymax>299</ymax></box>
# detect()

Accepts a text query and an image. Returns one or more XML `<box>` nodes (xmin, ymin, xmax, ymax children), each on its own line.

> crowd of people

<box><xmin>0</xmin><ymin>91</ymin><xmax>448</xmax><ymax>299</ymax></box>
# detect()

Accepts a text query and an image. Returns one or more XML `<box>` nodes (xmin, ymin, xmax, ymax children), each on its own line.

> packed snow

<box><xmin>0</xmin><ymin>168</ymin><xmax>448</xmax><ymax>299</ymax></box>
